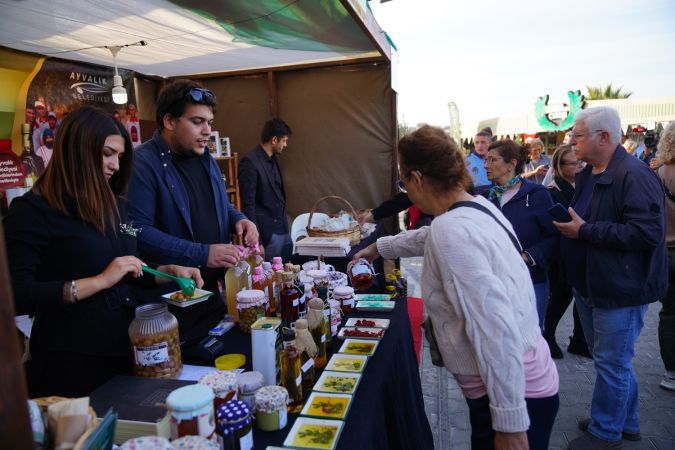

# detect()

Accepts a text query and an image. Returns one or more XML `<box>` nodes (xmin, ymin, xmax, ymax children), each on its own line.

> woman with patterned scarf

<box><xmin>485</xmin><ymin>139</ymin><xmax>559</xmax><ymax>331</ymax></box>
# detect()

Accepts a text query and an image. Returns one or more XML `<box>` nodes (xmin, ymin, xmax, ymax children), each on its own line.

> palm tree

<box><xmin>585</xmin><ymin>83</ymin><xmax>632</xmax><ymax>100</ymax></box>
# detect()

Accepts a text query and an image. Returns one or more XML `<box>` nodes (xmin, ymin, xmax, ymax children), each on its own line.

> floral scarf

<box><xmin>488</xmin><ymin>175</ymin><xmax>522</xmax><ymax>202</ymax></box>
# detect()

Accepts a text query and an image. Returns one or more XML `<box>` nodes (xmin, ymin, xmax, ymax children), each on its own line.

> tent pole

<box><xmin>267</xmin><ymin>71</ymin><xmax>278</xmax><ymax>118</ymax></box>
<box><xmin>0</xmin><ymin>221</ymin><xmax>33</xmax><ymax>450</ymax></box>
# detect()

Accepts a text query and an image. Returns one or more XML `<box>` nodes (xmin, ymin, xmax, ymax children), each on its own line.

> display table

<box><xmin>206</xmin><ymin>296</ymin><xmax>433</xmax><ymax>449</ymax></box>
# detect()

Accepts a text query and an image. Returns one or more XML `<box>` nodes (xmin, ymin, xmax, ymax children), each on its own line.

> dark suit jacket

<box><xmin>238</xmin><ymin>145</ymin><xmax>288</xmax><ymax>245</ymax></box>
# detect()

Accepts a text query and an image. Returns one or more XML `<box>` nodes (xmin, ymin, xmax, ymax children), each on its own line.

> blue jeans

<box><xmin>573</xmin><ymin>289</ymin><xmax>647</xmax><ymax>441</ymax></box>
<box><xmin>533</xmin><ymin>281</ymin><xmax>549</xmax><ymax>331</ymax></box>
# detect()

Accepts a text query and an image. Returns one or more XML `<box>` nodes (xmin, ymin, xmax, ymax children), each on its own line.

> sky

<box><xmin>368</xmin><ymin>0</ymin><xmax>675</xmax><ymax>135</ymax></box>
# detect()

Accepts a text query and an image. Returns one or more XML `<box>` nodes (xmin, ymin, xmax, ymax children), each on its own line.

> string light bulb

<box><xmin>108</xmin><ymin>46</ymin><xmax>127</xmax><ymax>104</ymax></box>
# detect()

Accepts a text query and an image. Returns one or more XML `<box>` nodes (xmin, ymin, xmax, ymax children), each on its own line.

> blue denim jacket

<box><xmin>127</xmin><ymin>131</ymin><xmax>246</xmax><ymax>268</ymax></box>
<box><xmin>561</xmin><ymin>145</ymin><xmax>667</xmax><ymax>307</ymax></box>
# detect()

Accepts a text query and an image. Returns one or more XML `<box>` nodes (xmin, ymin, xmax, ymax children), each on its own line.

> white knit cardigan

<box><xmin>377</xmin><ymin>196</ymin><xmax>542</xmax><ymax>432</ymax></box>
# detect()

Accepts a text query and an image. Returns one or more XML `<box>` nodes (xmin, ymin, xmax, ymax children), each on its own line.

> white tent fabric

<box><xmin>0</xmin><ymin>0</ymin><xmax>384</xmax><ymax>77</ymax></box>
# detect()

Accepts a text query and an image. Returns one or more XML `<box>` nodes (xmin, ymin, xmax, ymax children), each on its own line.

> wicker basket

<box><xmin>33</xmin><ymin>396</ymin><xmax>98</xmax><ymax>450</ymax></box>
<box><xmin>307</xmin><ymin>196</ymin><xmax>361</xmax><ymax>246</ymax></box>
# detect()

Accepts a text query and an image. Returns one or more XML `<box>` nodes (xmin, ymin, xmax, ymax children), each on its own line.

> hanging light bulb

<box><xmin>108</xmin><ymin>46</ymin><xmax>128</xmax><ymax>104</ymax></box>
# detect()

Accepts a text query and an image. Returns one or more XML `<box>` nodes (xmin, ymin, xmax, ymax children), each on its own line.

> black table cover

<box><xmin>209</xmin><ymin>296</ymin><xmax>433</xmax><ymax>450</ymax></box>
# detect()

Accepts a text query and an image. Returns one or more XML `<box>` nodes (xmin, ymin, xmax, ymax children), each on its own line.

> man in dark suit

<box><xmin>239</xmin><ymin>118</ymin><xmax>293</xmax><ymax>261</ymax></box>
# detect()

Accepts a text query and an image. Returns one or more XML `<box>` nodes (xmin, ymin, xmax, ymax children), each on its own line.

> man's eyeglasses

<box><xmin>568</xmin><ymin>130</ymin><xmax>603</xmax><ymax>141</ymax></box>
<box><xmin>187</xmin><ymin>87</ymin><xmax>216</xmax><ymax>103</ymax></box>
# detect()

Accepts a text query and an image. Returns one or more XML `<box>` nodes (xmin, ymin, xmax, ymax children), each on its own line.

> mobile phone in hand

<box><xmin>548</xmin><ymin>203</ymin><xmax>572</xmax><ymax>222</ymax></box>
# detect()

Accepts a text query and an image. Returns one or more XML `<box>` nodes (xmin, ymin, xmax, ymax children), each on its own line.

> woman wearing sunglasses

<box><xmin>354</xmin><ymin>126</ymin><xmax>559</xmax><ymax>450</ymax></box>
<box><xmin>4</xmin><ymin>106</ymin><xmax>203</xmax><ymax>397</ymax></box>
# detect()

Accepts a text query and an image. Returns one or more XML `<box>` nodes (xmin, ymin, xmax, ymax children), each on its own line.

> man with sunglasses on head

<box><xmin>127</xmin><ymin>79</ymin><xmax>259</xmax><ymax>351</ymax></box>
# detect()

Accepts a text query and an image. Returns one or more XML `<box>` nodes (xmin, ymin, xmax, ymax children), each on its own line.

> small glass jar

<box><xmin>172</xmin><ymin>435</ymin><xmax>220</xmax><ymax>450</ymax></box>
<box><xmin>333</xmin><ymin>286</ymin><xmax>355</xmax><ymax>314</ymax></box>
<box><xmin>327</xmin><ymin>270</ymin><xmax>349</xmax><ymax>290</ymax></box>
<box><xmin>236</xmin><ymin>371</ymin><xmax>264</xmax><ymax>413</ymax></box>
<box><xmin>307</xmin><ymin>269</ymin><xmax>329</xmax><ymax>301</ymax></box>
<box><xmin>119</xmin><ymin>436</ymin><xmax>172</xmax><ymax>450</ymax></box>
<box><xmin>128</xmin><ymin>303</ymin><xmax>182</xmax><ymax>378</ymax></box>
<box><xmin>236</xmin><ymin>290</ymin><xmax>267</xmax><ymax>333</ymax></box>
<box><xmin>166</xmin><ymin>384</ymin><xmax>216</xmax><ymax>440</ymax></box>
<box><xmin>254</xmin><ymin>385</ymin><xmax>289</xmax><ymax>432</ymax></box>
<box><xmin>329</xmin><ymin>299</ymin><xmax>342</xmax><ymax>337</ymax></box>
<box><xmin>347</xmin><ymin>258</ymin><xmax>375</xmax><ymax>291</ymax></box>
<box><xmin>199</xmin><ymin>370</ymin><xmax>239</xmax><ymax>411</ymax></box>
<box><xmin>216</xmin><ymin>400</ymin><xmax>254</xmax><ymax>450</ymax></box>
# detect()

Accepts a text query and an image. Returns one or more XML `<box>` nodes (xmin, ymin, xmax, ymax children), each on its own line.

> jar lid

<box><xmin>166</xmin><ymin>384</ymin><xmax>214</xmax><ymax>412</ymax></box>
<box><xmin>294</xmin><ymin>318</ymin><xmax>309</xmax><ymax>330</ymax></box>
<box><xmin>119</xmin><ymin>436</ymin><xmax>172</xmax><ymax>450</ymax></box>
<box><xmin>236</xmin><ymin>289</ymin><xmax>266</xmax><ymax>308</ymax></box>
<box><xmin>171</xmin><ymin>435</ymin><xmax>220</xmax><ymax>450</ymax></box>
<box><xmin>332</xmin><ymin>286</ymin><xmax>354</xmax><ymax>298</ymax></box>
<box><xmin>254</xmin><ymin>385</ymin><xmax>289</xmax><ymax>413</ymax></box>
<box><xmin>199</xmin><ymin>370</ymin><xmax>238</xmax><ymax>393</ymax></box>
<box><xmin>308</xmin><ymin>298</ymin><xmax>324</xmax><ymax>310</ymax></box>
<box><xmin>215</xmin><ymin>353</ymin><xmax>246</xmax><ymax>370</ymax></box>
<box><xmin>216</xmin><ymin>400</ymin><xmax>251</xmax><ymax>435</ymax></box>
<box><xmin>307</xmin><ymin>269</ymin><xmax>328</xmax><ymax>280</ymax></box>
<box><xmin>329</xmin><ymin>299</ymin><xmax>341</xmax><ymax>309</ymax></box>
<box><xmin>236</xmin><ymin>371</ymin><xmax>264</xmax><ymax>392</ymax></box>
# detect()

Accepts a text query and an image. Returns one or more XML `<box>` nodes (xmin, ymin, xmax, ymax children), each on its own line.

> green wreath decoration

<box><xmin>534</xmin><ymin>90</ymin><xmax>585</xmax><ymax>132</ymax></box>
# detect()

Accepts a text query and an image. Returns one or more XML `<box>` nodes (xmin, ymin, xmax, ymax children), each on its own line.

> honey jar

<box><xmin>347</xmin><ymin>258</ymin><xmax>375</xmax><ymax>291</ymax></box>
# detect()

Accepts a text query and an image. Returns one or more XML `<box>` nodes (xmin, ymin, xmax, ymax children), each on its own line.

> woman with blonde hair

<box><xmin>655</xmin><ymin>122</ymin><xmax>675</xmax><ymax>391</ymax></box>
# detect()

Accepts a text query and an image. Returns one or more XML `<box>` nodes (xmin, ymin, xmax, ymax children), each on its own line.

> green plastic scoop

<box><xmin>142</xmin><ymin>266</ymin><xmax>196</xmax><ymax>296</ymax></box>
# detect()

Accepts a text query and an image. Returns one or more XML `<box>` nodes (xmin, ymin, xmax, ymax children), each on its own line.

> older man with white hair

<box><xmin>555</xmin><ymin>107</ymin><xmax>667</xmax><ymax>449</ymax></box>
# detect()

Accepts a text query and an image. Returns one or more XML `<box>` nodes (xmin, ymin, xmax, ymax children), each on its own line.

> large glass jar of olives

<box><xmin>128</xmin><ymin>303</ymin><xmax>182</xmax><ymax>378</ymax></box>
<box><xmin>236</xmin><ymin>290</ymin><xmax>267</xmax><ymax>333</ymax></box>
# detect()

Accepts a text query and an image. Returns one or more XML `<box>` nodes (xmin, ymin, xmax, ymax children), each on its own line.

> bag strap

<box><xmin>449</xmin><ymin>201</ymin><xmax>523</xmax><ymax>253</ymax></box>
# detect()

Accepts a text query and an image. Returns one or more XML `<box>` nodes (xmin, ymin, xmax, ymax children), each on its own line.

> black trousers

<box><xmin>465</xmin><ymin>394</ymin><xmax>559</xmax><ymax>450</ymax></box>
<box><xmin>660</xmin><ymin>248</ymin><xmax>675</xmax><ymax>371</ymax></box>
<box><xmin>544</xmin><ymin>259</ymin><xmax>586</xmax><ymax>345</ymax></box>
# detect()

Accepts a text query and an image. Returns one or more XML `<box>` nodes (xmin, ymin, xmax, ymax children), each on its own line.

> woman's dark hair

<box><xmin>33</xmin><ymin>106</ymin><xmax>134</xmax><ymax>233</ymax></box>
<box><xmin>551</xmin><ymin>144</ymin><xmax>574</xmax><ymax>179</ymax></box>
<box><xmin>488</xmin><ymin>139</ymin><xmax>530</xmax><ymax>174</ymax></box>
<box><xmin>261</xmin><ymin>118</ymin><xmax>292</xmax><ymax>143</ymax></box>
<box><xmin>155</xmin><ymin>79</ymin><xmax>217</xmax><ymax>130</ymax></box>
<box><xmin>398</xmin><ymin>125</ymin><xmax>470</xmax><ymax>192</ymax></box>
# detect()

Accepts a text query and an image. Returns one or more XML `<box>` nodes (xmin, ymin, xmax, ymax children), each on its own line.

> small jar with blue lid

<box><xmin>216</xmin><ymin>399</ymin><xmax>254</xmax><ymax>450</ymax></box>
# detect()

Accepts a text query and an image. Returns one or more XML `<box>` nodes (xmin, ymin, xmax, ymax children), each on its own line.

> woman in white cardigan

<box><xmin>354</xmin><ymin>126</ymin><xmax>559</xmax><ymax>450</ymax></box>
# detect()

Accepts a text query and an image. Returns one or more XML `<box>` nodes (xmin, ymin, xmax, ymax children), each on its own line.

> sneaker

<box><xmin>568</xmin><ymin>433</ymin><xmax>623</xmax><ymax>449</ymax></box>
<box><xmin>545</xmin><ymin>335</ymin><xmax>563</xmax><ymax>359</ymax></box>
<box><xmin>567</xmin><ymin>336</ymin><xmax>592</xmax><ymax>358</ymax></box>
<box><xmin>578</xmin><ymin>418</ymin><xmax>641</xmax><ymax>442</ymax></box>
<box><xmin>660</xmin><ymin>372</ymin><xmax>675</xmax><ymax>391</ymax></box>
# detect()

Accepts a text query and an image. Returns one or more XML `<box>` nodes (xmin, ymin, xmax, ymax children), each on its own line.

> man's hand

<box><xmin>357</xmin><ymin>210</ymin><xmax>375</xmax><ymax>226</ymax></box>
<box><xmin>236</xmin><ymin>219</ymin><xmax>259</xmax><ymax>247</ymax></box>
<box><xmin>553</xmin><ymin>207</ymin><xmax>585</xmax><ymax>239</ymax></box>
<box><xmin>352</xmin><ymin>242</ymin><xmax>380</xmax><ymax>264</ymax></box>
<box><xmin>207</xmin><ymin>244</ymin><xmax>241</xmax><ymax>268</ymax></box>
<box><xmin>495</xmin><ymin>431</ymin><xmax>529</xmax><ymax>450</ymax></box>
<box><xmin>158</xmin><ymin>264</ymin><xmax>204</xmax><ymax>289</ymax></box>
<box><xmin>650</xmin><ymin>158</ymin><xmax>664</xmax><ymax>170</ymax></box>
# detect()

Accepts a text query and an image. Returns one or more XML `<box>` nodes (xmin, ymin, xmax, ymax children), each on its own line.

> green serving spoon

<box><xmin>142</xmin><ymin>266</ymin><xmax>196</xmax><ymax>296</ymax></box>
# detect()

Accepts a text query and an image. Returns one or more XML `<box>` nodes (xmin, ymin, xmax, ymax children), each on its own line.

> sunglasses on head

<box><xmin>187</xmin><ymin>87</ymin><xmax>216</xmax><ymax>103</ymax></box>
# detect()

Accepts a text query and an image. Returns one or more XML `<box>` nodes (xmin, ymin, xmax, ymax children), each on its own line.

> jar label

<box><xmin>351</xmin><ymin>264</ymin><xmax>372</xmax><ymax>277</ymax></box>
<box><xmin>343</xmin><ymin>299</ymin><xmax>354</xmax><ymax>307</ymax></box>
<box><xmin>279</xmin><ymin>407</ymin><xmax>288</xmax><ymax>429</ymax></box>
<box><xmin>296</xmin><ymin>374</ymin><xmax>302</xmax><ymax>386</ymax></box>
<box><xmin>321</xmin><ymin>334</ymin><xmax>326</xmax><ymax>343</ymax></box>
<box><xmin>239</xmin><ymin>428</ymin><xmax>254</xmax><ymax>450</ymax></box>
<box><xmin>134</xmin><ymin>342</ymin><xmax>169</xmax><ymax>366</ymax></box>
<box><xmin>323</xmin><ymin>309</ymin><xmax>331</xmax><ymax>318</ymax></box>
<box><xmin>331</xmin><ymin>324</ymin><xmax>338</xmax><ymax>336</ymax></box>
<box><xmin>302</xmin><ymin>358</ymin><xmax>314</xmax><ymax>373</ymax></box>
<box><xmin>293</xmin><ymin>299</ymin><xmax>299</xmax><ymax>307</ymax></box>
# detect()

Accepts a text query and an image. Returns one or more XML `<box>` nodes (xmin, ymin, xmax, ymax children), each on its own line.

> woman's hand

<box><xmin>495</xmin><ymin>431</ymin><xmax>529</xmax><ymax>450</ymax></box>
<box><xmin>357</xmin><ymin>210</ymin><xmax>375</xmax><ymax>226</ymax></box>
<box><xmin>352</xmin><ymin>242</ymin><xmax>380</xmax><ymax>264</ymax></box>
<box><xmin>96</xmin><ymin>256</ymin><xmax>144</xmax><ymax>289</ymax></box>
<box><xmin>157</xmin><ymin>264</ymin><xmax>204</xmax><ymax>289</ymax></box>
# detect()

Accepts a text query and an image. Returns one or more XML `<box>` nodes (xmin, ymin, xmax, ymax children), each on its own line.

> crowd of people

<box><xmin>5</xmin><ymin>77</ymin><xmax>675</xmax><ymax>450</ymax></box>
<box><xmin>355</xmin><ymin>108</ymin><xmax>675</xmax><ymax>450</ymax></box>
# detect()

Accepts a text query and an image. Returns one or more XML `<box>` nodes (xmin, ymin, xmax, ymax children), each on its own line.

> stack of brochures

<box><xmin>295</xmin><ymin>236</ymin><xmax>351</xmax><ymax>257</ymax></box>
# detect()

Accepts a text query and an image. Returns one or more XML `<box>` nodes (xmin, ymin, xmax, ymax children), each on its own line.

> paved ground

<box><xmin>402</xmin><ymin>256</ymin><xmax>675</xmax><ymax>450</ymax></box>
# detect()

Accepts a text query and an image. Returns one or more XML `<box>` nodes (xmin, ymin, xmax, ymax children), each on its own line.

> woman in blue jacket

<box><xmin>485</xmin><ymin>139</ymin><xmax>558</xmax><ymax>329</ymax></box>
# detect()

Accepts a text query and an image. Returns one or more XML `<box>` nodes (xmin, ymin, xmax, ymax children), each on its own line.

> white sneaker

<box><xmin>660</xmin><ymin>372</ymin><xmax>675</xmax><ymax>391</ymax></box>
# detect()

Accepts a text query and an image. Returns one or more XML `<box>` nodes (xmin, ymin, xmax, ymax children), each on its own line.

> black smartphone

<box><xmin>548</xmin><ymin>203</ymin><xmax>572</xmax><ymax>222</ymax></box>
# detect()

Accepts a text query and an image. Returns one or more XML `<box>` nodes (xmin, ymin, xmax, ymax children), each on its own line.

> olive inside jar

<box><xmin>128</xmin><ymin>303</ymin><xmax>182</xmax><ymax>378</ymax></box>
<box><xmin>236</xmin><ymin>289</ymin><xmax>267</xmax><ymax>333</ymax></box>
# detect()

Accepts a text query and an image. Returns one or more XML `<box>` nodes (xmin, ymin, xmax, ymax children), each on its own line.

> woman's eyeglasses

<box><xmin>396</xmin><ymin>179</ymin><xmax>407</xmax><ymax>193</ymax></box>
<box><xmin>187</xmin><ymin>87</ymin><xmax>216</xmax><ymax>103</ymax></box>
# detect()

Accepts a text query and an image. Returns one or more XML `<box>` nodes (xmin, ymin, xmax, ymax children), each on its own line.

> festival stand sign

<box><xmin>534</xmin><ymin>90</ymin><xmax>586</xmax><ymax>132</ymax></box>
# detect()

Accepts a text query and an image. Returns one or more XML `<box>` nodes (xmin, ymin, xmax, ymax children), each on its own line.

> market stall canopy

<box><xmin>0</xmin><ymin>0</ymin><xmax>390</xmax><ymax>77</ymax></box>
